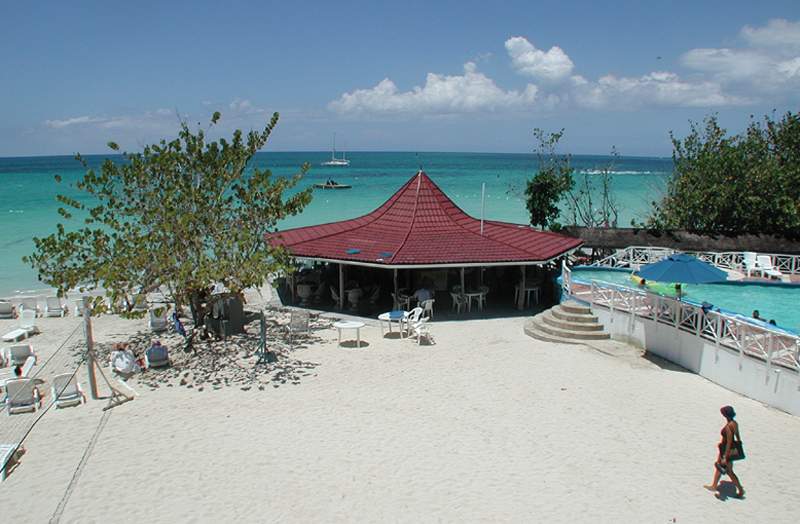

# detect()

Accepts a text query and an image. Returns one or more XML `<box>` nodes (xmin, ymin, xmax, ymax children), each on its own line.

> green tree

<box><xmin>648</xmin><ymin>112</ymin><xmax>800</xmax><ymax>238</ymax></box>
<box><xmin>525</xmin><ymin>128</ymin><xmax>574</xmax><ymax>230</ymax></box>
<box><xmin>25</xmin><ymin>112</ymin><xmax>312</xmax><ymax>314</ymax></box>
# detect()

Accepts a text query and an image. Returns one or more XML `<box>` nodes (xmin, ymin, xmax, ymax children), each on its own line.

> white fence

<box><xmin>593</xmin><ymin>246</ymin><xmax>800</xmax><ymax>275</ymax></box>
<box><xmin>562</xmin><ymin>263</ymin><xmax>800</xmax><ymax>373</ymax></box>
<box><xmin>562</xmin><ymin>262</ymin><xmax>800</xmax><ymax>415</ymax></box>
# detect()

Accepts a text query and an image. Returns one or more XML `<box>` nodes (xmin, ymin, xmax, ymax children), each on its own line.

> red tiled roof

<box><xmin>266</xmin><ymin>171</ymin><xmax>583</xmax><ymax>266</ymax></box>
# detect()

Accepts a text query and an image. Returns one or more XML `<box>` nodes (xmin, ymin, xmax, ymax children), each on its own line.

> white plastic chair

<box><xmin>4</xmin><ymin>379</ymin><xmax>41</xmax><ymax>415</ymax></box>
<box><xmin>149</xmin><ymin>308</ymin><xmax>169</xmax><ymax>333</ymax></box>
<box><xmin>756</xmin><ymin>255</ymin><xmax>783</xmax><ymax>279</ymax></box>
<box><xmin>450</xmin><ymin>292</ymin><xmax>467</xmax><ymax>314</ymax></box>
<box><xmin>421</xmin><ymin>299</ymin><xmax>435</xmax><ymax>319</ymax></box>
<box><xmin>402</xmin><ymin>307</ymin><xmax>423</xmax><ymax>337</ymax></box>
<box><xmin>44</xmin><ymin>297</ymin><xmax>65</xmax><ymax>317</ymax></box>
<box><xmin>51</xmin><ymin>373</ymin><xmax>86</xmax><ymax>408</ymax></box>
<box><xmin>286</xmin><ymin>310</ymin><xmax>311</xmax><ymax>349</ymax></box>
<box><xmin>411</xmin><ymin>317</ymin><xmax>433</xmax><ymax>345</ymax></box>
<box><xmin>742</xmin><ymin>252</ymin><xmax>759</xmax><ymax>277</ymax></box>
<box><xmin>330</xmin><ymin>286</ymin><xmax>341</xmax><ymax>309</ymax></box>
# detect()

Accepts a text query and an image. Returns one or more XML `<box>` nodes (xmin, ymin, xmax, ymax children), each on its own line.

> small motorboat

<box><xmin>314</xmin><ymin>181</ymin><xmax>352</xmax><ymax>190</ymax></box>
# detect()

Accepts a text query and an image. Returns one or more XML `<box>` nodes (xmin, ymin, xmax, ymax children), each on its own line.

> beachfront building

<box><xmin>267</xmin><ymin>171</ymin><xmax>583</xmax><ymax>315</ymax></box>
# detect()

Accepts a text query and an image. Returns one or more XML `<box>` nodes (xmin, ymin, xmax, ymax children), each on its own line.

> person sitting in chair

<box><xmin>110</xmin><ymin>343</ymin><xmax>140</xmax><ymax>375</ymax></box>
<box><xmin>413</xmin><ymin>286</ymin><xmax>433</xmax><ymax>304</ymax></box>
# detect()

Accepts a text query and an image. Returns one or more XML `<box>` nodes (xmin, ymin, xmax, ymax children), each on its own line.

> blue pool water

<box><xmin>571</xmin><ymin>267</ymin><xmax>800</xmax><ymax>332</ymax></box>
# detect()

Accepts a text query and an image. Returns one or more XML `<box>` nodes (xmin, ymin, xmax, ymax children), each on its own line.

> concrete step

<box><xmin>523</xmin><ymin>318</ymin><xmax>584</xmax><ymax>345</ymax></box>
<box><xmin>531</xmin><ymin>313</ymin><xmax>610</xmax><ymax>340</ymax></box>
<box><xmin>559</xmin><ymin>301</ymin><xmax>592</xmax><ymax>315</ymax></box>
<box><xmin>551</xmin><ymin>307</ymin><xmax>599</xmax><ymax>324</ymax></box>
<box><xmin>542</xmin><ymin>311</ymin><xmax>603</xmax><ymax>331</ymax></box>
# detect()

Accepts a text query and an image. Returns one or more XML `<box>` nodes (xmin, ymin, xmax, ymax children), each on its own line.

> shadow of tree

<box><xmin>86</xmin><ymin>307</ymin><xmax>331</xmax><ymax>391</ymax></box>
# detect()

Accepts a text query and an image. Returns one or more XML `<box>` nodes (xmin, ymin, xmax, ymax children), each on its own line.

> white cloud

<box><xmin>681</xmin><ymin>19</ymin><xmax>800</xmax><ymax>92</ymax></box>
<box><xmin>505</xmin><ymin>36</ymin><xmax>574</xmax><ymax>81</ymax></box>
<box><xmin>228</xmin><ymin>98</ymin><xmax>265</xmax><ymax>114</ymax></box>
<box><xmin>572</xmin><ymin>71</ymin><xmax>748</xmax><ymax>109</ymax></box>
<box><xmin>329</xmin><ymin>62</ymin><xmax>539</xmax><ymax>115</ymax></box>
<box><xmin>741</xmin><ymin>18</ymin><xmax>800</xmax><ymax>49</ymax></box>
<box><xmin>44</xmin><ymin>116</ymin><xmax>106</xmax><ymax>129</ymax></box>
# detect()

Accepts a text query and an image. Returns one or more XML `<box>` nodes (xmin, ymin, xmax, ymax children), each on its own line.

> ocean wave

<box><xmin>577</xmin><ymin>169</ymin><xmax>665</xmax><ymax>175</ymax></box>
<box><xmin>7</xmin><ymin>209</ymin><xmax>24</xmax><ymax>213</ymax></box>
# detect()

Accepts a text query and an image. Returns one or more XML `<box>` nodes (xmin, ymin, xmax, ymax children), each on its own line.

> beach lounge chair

<box><xmin>756</xmin><ymin>255</ymin><xmax>783</xmax><ymax>279</ymax></box>
<box><xmin>148</xmin><ymin>307</ymin><xmax>169</xmax><ymax>333</ymax></box>
<box><xmin>0</xmin><ymin>353</ymin><xmax>35</xmax><ymax>384</ymax></box>
<box><xmin>2</xmin><ymin>311</ymin><xmax>39</xmax><ymax>343</ymax></box>
<box><xmin>50</xmin><ymin>373</ymin><xmax>86</xmax><ymax>408</ymax></box>
<box><xmin>1</xmin><ymin>443</ymin><xmax>20</xmax><ymax>481</ymax></box>
<box><xmin>6</xmin><ymin>344</ymin><xmax>36</xmax><ymax>367</ymax></box>
<box><xmin>0</xmin><ymin>301</ymin><xmax>14</xmax><ymax>319</ymax></box>
<box><xmin>742</xmin><ymin>252</ymin><xmax>759</xmax><ymax>277</ymax></box>
<box><xmin>18</xmin><ymin>297</ymin><xmax>39</xmax><ymax>317</ymax></box>
<box><xmin>4</xmin><ymin>379</ymin><xmax>41</xmax><ymax>415</ymax></box>
<box><xmin>130</xmin><ymin>294</ymin><xmax>148</xmax><ymax>312</ymax></box>
<box><xmin>44</xmin><ymin>296</ymin><xmax>66</xmax><ymax>317</ymax></box>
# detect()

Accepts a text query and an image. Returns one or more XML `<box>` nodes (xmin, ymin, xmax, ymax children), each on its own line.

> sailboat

<box><xmin>321</xmin><ymin>133</ymin><xmax>350</xmax><ymax>166</ymax></box>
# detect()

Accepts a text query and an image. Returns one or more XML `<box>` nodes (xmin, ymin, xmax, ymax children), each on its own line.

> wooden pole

<box><xmin>460</xmin><ymin>267</ymin><xmax>465</xmax><ymax>292</ymax></box>
<box><xmin>338</xmin><ymin>264</ymin><xmax>345</xmax><ymax>310</ymax></box>
<box><xmin>517</xmin><ymin>265</ymin><xmax>526</xmax><ymax>310</ymax></box>
<box><xmin>82</xmin><ymin>296</ymin><xmax>99</xmax><ymax>399</ymax></box>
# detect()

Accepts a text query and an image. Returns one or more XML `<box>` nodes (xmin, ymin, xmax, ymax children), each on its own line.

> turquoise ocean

<box><xmin>0</xmin><ymin>152</ymin><xmax>672</xmax><ymax>296</ymax></box>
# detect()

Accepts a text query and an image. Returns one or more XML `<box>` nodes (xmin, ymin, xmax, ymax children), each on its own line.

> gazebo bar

<box><xmin>267</xmin><ymin>171</ymin><xmax>583</xmax><ymax>316</ymax></box>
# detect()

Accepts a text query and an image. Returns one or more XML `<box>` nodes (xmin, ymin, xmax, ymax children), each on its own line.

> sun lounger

<box><xmin>1</xmin><ymin>443</ymin><xmax>20</xmax><ymax>481</ymax></box>
<box><xmin>51</xmin><ymin>373</ymin><xmax>86</xmax><ymax>408</ymax></box>
<box><xmin>0</xmin><ymin>301</ymin><xmax>14</xmax><ymax>319</ymax></box>
<box><xmin>742</xmin><ymin>252</ymin><xmax>759</xmax><ymax>277</ymax></box>
<box><xmin>4</xmin><ymin>379</ymin><xmax>41</xmax><ymax>415</ymax></box>
<box><xmin>756</xmin><ymin>255</ymin><xmax>783</xmax><ymax>279</ymax></box>
<box><xmin>6</xmin><ymin>345</ymin><xmax>36</xmax><ymax>367</ymax></box>
<box><xmin>0</xmin><ymin>354</ymin><xmax>35</xmax><ymax>383</ymax></box>
<box><xmin>3</xmin><ymin>310</ymin><xmax>41</xmax><ymax>342</ymax></box>
<box><xmin>44</xmin><ymin>296</ymin><xmax>66</xmax><ymax>317</ymax></box>
<box><xmin>17</xmin><ymin>297</ymin><xmax>39</xmax><ymax>317</ymax></box>
<box><xmin>130</xmin><ymin>294</ymin><xmax>148</xmax><ymax>312</ymax></box>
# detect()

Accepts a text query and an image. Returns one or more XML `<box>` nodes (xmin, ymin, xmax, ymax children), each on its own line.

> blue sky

<box><xmin>2</xmin><ymin>0</ymin><xmax>799</xmax><ymax>156</ymax></box>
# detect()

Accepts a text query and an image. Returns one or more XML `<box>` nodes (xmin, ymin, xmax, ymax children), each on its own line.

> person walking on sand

<box><xmin>704</xmin><ymin>405</ymin><xmax>745</xmax><ymax>497</ymax></box>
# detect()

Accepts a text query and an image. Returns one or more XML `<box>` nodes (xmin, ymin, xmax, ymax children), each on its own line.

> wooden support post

<box><xmin>460</xmin><ymin>267</ymin><xmax>465</xmax><ymax>292</ymax></box>
<box><xmin>82</xmin><ymin>296</ymin><xmax>99</xmax><ymax>399</ymax></box>
<box><xmin>517</xmin><ymin>265</ymin><xmax>526</xmax><ymax>310</ymax></box>
<box><xmin>338</xmin><ymin>264</ymin><xmax>345</xmax><ymax>310</ymax></box>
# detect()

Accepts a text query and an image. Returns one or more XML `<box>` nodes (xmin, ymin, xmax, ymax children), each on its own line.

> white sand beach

<box><xmin>1</xmin><ymin>292</ymin><xmax>799</xmax><ymax>523</ymax></box>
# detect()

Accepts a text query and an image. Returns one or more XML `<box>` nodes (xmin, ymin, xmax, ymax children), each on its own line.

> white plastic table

<box><xmin>334</xmin><ymin>320</ymin><xmax>366</xmax><ymax>348</ymax></box>
<box><xmin>378</xmin><ymin>311</ymin><xmax>406</xmax><ymax>337</ymax></box>
<box><xmin>464</xmin><ymin>291</ymin><xmax>487</xmax><ymax>312</ymax></box>
<box><xmin>515</xmin><ymin>285</ymin><xmax>540</xmax><ymax>307</ymax></box>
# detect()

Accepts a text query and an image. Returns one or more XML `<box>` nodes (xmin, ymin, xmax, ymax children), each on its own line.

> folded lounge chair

<box><xmin>51</xmin><ymin>373</ymin><xmax>86</xmax><ymax>408</ymax></box>
<box><xmin>44</xmin><ymin>296</ymin><xmax>66</xmax><ymax>317</ymax></box>
<box><xmin>4</xmin><ymin>379</ymin><xmax>41</xmax><ymax>415</ymax></box>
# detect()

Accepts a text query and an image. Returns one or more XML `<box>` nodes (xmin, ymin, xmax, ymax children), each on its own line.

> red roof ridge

<box><xmin>389</xmin><ymin>171</ymin><xmax>424</xmax><ymax>264</ymax></box>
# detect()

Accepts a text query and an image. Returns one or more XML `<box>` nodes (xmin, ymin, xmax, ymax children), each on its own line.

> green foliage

<box><xmin>525</xmin><ymin>128</ymin><xmax>575</xmax><ymax>230</ymax></box>
<box><xmin>25</xmin><ymin>113</ymin><xmax>312</xmax><ymax>312</ymax></box>
<box><xmin>648</xmin><ymin>112</ymin><xmax>800</xmax><ymax>238</ymax></box>
<box><xmin>566</xmin><ymin>148</ymin><xmax>620</xmax><ymax>228</ymax></box>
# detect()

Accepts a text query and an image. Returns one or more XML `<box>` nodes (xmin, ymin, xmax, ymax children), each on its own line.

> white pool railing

<box><xmin>562</xmin><ymin>262</ymin><xmax>800</xmax><ymax>374</ymax></box>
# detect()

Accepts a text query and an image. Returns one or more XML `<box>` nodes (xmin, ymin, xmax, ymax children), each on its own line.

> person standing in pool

<box><xmin>752</xmin><ymin>310</ymin><xmax>761</xmax><ymax>320</ymax></box>
<box><xmin>704</xmin><ymin>405</ymin><xmax>745</xmax><ymax>498</ymax></box>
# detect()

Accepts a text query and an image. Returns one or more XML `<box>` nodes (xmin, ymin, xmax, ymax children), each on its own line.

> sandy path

<box><xmin>1</xmin><ymin>315</ymin><xmax>799</xmax><ymax>522</ymax></box>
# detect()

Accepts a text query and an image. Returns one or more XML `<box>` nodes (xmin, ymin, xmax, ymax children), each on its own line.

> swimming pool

<box><xmin>570</xmin><ymin>267</ymin><xmax>800</xmax><ymax>332</ymax></box>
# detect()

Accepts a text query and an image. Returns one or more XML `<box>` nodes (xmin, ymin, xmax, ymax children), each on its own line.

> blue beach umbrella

<box><xmin>637</xmin><ymin>253</ymin><xmax>728</xmax><ymax>284</ymax></box>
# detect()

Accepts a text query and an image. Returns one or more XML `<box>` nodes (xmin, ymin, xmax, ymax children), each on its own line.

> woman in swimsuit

<box><xmin>704</xmin><ymin>405</ymin><xmax>745</xmax><ymax>497</ymax></box>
